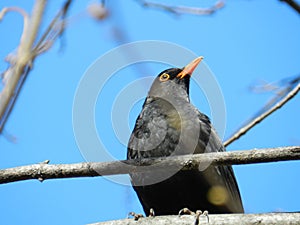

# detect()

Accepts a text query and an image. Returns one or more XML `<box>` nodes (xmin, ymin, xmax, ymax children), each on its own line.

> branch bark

<box><xmin>0</xmin><ymin>146</ymin><xmax>299</xmax><ymax>185</ymax></box>
<box><xmin>88</xmin><ymin>212</ymin><xmax>300</xmax><ymax>225</ymax></box>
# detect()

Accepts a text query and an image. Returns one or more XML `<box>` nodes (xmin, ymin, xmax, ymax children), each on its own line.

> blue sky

<box><xmin>1</xmin><ymin>1</ymin><xmax>300</xmax><ymax>224</ymax></box>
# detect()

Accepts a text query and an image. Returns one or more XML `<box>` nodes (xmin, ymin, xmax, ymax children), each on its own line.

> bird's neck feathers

<box><xmin>148</xmin><ymin>79</ymin><xmax>190</xmax><ymax>103</ymax></box>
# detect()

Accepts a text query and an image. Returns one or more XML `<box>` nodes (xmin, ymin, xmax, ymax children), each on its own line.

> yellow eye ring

<box><xmin>159</xmin><ymin>73</ymin><xmax>170</xmax><ymax>82</ymax></box>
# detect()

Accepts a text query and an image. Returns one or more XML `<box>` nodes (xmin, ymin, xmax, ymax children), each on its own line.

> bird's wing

<box><xmin>197</xmin><ymin>111</ymin><xmax>244</xmax><ymax>212</ymax></box>
<box><xmin>127</xmin><ymin>98</ymin><xmax>171</xmax><ymax>159</ymax></box>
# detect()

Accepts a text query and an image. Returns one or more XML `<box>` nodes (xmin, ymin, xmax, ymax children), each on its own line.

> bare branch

<box><xmin>0</xmin><ymin>0</ymin><xmax>72</xmax><ymax>134</ymax></box>
<box><xmin>89</xmin><ymin>212</ymin><xmax>300</xmax><ymax>225</ymax></box>
<box><xmin>0</xmin><ymin>146</ymin><xmax>299</xmax><ymax>185</ymax></box>
<box><xmin>33</xmin><ymin>0</ymin><xmax>72</xmax><ymax>54</ymax></box>
<box><xmin>0</xmin><ymin>0</ymin><xmax>47</xmax><ymax>133</ymax></box>
<box><xmin>0</xmin><ymin>7</ymin><xmax>30</xmax><ymax>44</ymax></box>
<box><xmin>280</xmin><ymin>0</ymin><xmax>300</xmax><ymax>14</ymax></box>
<box><xmin>135</xmin><ymin>0</ymin><xmax>225</xmax><ymax>16</ymax></box>
<box><xmin>224</xmin><ymin>79</ymin><xmax>300</xmax><ymax>147</ymax></box>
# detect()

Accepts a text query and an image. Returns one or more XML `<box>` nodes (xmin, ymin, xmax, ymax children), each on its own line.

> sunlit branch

<box><xmin>89</xmin><ymin>212</ymin><xmax>300</xmax><ymax>225</ymax></box>
<box><xmin>0</xmin><ymin>0</ymin><xmax>72</xmax><ymax>134</ymax></box>
<box><xmin>0</xmin><ymin>146</ymin><xmax>299</xmax><ymax>185</ymax></box>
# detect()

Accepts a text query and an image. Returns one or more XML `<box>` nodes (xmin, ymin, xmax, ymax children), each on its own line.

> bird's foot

<box><xmin>194</xmin><ymin>210</ymin><xmax>209</xmax><ymax>225</ymax></box>
<box><xmin>127</xmin><ymin>212</ymin><xmax>144</xmax><ymax>221</ymax></box>
<box><xmin>127</xmin><ymin>208</ymin><xmax>155</xmax><ymax>221</ymax></box>
<box><xmin>149</xmin><ymin>208</ymin><xmax>155</xmax><ymax>217</ymax></box>
<box><xmin>178</xmin><ymin>208</ymin><xmax>209</xmax><ymax>225</ymax></box>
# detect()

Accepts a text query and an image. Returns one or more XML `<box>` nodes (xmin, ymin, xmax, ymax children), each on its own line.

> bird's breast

<box><xmin>128</xmin><ymin>98</ymin><xmax>202</xmax><ymax>159</ymax></box>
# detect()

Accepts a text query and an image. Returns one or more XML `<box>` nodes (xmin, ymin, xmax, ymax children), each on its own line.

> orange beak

<box><xmin>177</xmin><ymin>56</ymin><xmax>203</xmax><ymax>79</ymax></box>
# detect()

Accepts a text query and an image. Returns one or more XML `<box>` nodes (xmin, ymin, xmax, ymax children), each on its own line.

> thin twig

<box><xmin>280</xmin><ymin>0</ymin><xmax>300</xmax><ymax>14</ymax></box>
<box><xmin>136</xmin><ymin>0</ymin><xmax>225</xmax><ymax>16</ymax></box>
<box><xmin>0</xmin><ymin>0</ymin><xmax>73</xmax><ymax>133</ymax></box>
<box><xmin>224</xmin><ymin>81</ymin><xmax>300</xmax><ymax>147</ymax></box>
<box><xmin>0</xmin><ymin>7</ymin><xmax>30</xmax><ymax>45</ymax></box>
<box><xmin>0</xmin><ymin>146</ymin><xmax>299</xmax><ymax>185</ymax></box>
<box><xmin>0</xmin><ymin>0</ymin><xmax>47</xmax><ymax>133</ymax></box>
<box><xmin>249</xmin><ymin>75</ymin><xmax>300</xmax><ymax>119</ymax></box>
<box><xmin>33</xmin><ymin>0</ymin><xmax>72</xmax><ymax>54</ymax></box>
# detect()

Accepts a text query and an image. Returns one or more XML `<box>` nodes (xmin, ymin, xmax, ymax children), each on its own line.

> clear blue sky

<box><xmin>1</xmin><ymin>1</ymin><xmax>300</xmax><ymax>224</ymax></box>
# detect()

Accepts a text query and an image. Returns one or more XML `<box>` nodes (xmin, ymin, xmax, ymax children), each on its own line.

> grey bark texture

<box><xmin>88</xmin><ymin>213</ymin><xmax>300</xmax><ymax>225</ymax></box>
<box><xmin>0</xmin><ymin>146</ymin><xmax>299</xmax><ymax>184</ymax></box>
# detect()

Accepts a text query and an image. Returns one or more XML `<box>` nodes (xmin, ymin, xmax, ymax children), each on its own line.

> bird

<box><xmin>127</xmin><ymin>57</ymin><xmax>244</xmax><ymax>216</ymax></box>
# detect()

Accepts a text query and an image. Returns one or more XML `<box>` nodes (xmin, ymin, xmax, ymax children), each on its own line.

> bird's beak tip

<box><xmin>177</xmin><ymin>56</ymin><xmax>204</xmax><ymax>79</ymax></box>
<box><xmin>190</xmin><ymin>56</ymin><xmax>204</xmax><ymax>68</ymax></box>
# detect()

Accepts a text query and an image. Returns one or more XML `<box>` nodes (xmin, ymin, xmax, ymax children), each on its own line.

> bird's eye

<box><xmin>159</xmin><ymin>73</ymin><xmax>170</xmax><ymax>82</ymax></box>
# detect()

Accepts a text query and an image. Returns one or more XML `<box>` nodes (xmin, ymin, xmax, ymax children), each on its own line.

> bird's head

<box><xmin>148</xmin><ymin>56</ymin><xmax>203</xmax><ymax>101</ymax></box>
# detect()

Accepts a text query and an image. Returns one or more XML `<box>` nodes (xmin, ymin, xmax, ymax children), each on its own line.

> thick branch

<box><xmin>0</xmin><ymin>146</ymin><xmax>299</xmax><ymax>185</ymax></box>
<box><xmin>89</xmin><ymin>213</ymin><xmax>300</xmax><ymax>225</ymax></box>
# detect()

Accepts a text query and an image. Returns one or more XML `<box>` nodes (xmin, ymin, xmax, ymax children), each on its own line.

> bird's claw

<box><xmin>178</xmin><ymin>207</ymin><xmax>193</xmax><ymax>216</ymax></box>
<box><xmin>149</xmin><ymin>208</ymin><xmax>155</xmax><ymax>217</ymax></box>
<box><xmin>178</xmin><ymin>208</ymin><xmax>209</xmax><ymax>225</ymax></box>
<box><xmin>128</xmin><ymin>208</ymin><xmax>155</xmax><ymax>221</ymax></box>
<box><xmin>195</xmin><ymin>210</ymin><xmax>209</xmax><ymax>225</ymax></box>
<box><xmin>128</xmin><ymin>212</ymin><xmax>144</xmax><ymax>221</ymax></box>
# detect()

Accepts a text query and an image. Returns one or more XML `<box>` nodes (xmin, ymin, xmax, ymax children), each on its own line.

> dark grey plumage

<box><xmin>127</xmin><ymin>57</ymin><xmax>244</xmax><ymax>215</ymax></box>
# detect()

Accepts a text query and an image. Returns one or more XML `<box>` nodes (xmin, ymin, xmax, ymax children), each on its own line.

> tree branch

<box><xmin>0</xmin><ymin>146</ymin><xmax>299</xmax><ymax>185</ymax></box>
<box><xmin>88</xmin><ymin>212</ymin><xmax>300</xmax><ymax>225</ymax></box>
<box><xmin>224</xmin><ymin>79</ymin><xmax>300</xmax><ymax>147</ymax></box>
<box><xmin>280</xmin><ymin>0</ymin><xmax>300</xmax><ymax>14</ymax></box>
<box><xmin>135</xmin><ymin>0</ymin><xmax>225</xmax><ymax>16</ymax></box>
<box><xmin>0</xmin><ymin>0</ymin><xmax>72</xmax><ymax>134</ymax></box>
<box><xmin>0</xmin><ymin>0</ymin><xmax>47</xmax><ymax>133</ymax></box>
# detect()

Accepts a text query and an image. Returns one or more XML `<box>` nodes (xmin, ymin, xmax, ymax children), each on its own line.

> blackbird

<box><xmin>127</xmin><ymin>57</ymin><xmax>244</xmax><ymax>215</ymax></box>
